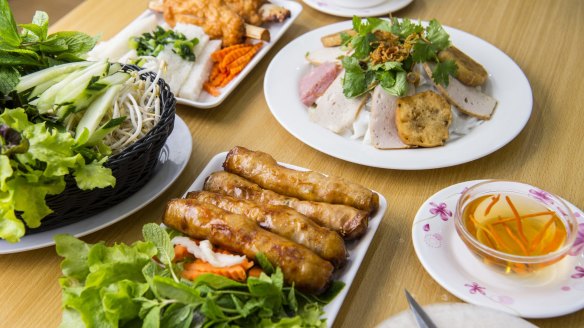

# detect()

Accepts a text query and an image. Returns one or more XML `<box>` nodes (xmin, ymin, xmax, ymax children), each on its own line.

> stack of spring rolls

<box><xmin>163</xmin><ymin>146</ymin><xmax>379</xmax><ymax>294</ymax></box>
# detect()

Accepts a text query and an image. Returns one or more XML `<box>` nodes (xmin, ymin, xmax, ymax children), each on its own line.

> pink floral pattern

<box><xmin>429</xmin><ymin>202</ymin><xmax>452</xmax><ymax>221</ymax></box>
<box><xmin>571</xmin><ymin>266</ymin><xmax>584</xmax><ymax>279</ymax></box>
<box><xmin>423</xmin><ymin>224</ymin><xmax>430</xmax><ymax>232</ymax></box>
<box><xmin>528</xmin><ymin>188</ymin><xmax>554</xmax><ymax>205</ymax></box>
<box><xmin>465</xmin><ymin>282</ymin><xmax>486</xmax><ymax>295</ymax></box>
<box><xmin>569</xmin><ymin>223</ymin><xmax>584</xmax><ymax>256</ymax></box>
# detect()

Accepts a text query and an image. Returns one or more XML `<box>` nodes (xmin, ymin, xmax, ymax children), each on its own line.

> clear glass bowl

<box><xmin>454</xmin><ymin>180</ymin><xmax>578</xmax><ymax>275</ymax></box>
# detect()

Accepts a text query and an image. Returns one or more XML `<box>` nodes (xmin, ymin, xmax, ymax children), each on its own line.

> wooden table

<box><xmin>1</xmin><ymin>0</ymin><xmax>583</xmax><ymax>326</ymax></box>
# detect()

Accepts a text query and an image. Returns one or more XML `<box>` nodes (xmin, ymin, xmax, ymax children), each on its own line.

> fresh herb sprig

<box><xmin>56</xmin><ymin>226</ymin><xmax>344</xmax><ymax>327</ymax></box>
<box><xmin>0</xmin><ymin>0</ymin><xmax>97</xmax><ymax>96</ymax></box>
<box><xmin>340</xmin><ymin>16</ymin><xmax>456</xmax><ymax>98</ymax></box>
<box><xmin>130</xmin><ymin>26</ymin><xmax>199</xmax><ymax>61</ymax></box>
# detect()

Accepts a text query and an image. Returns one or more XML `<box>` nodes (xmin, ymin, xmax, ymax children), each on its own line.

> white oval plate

<box><xmin>264</xmin><ymin>21</ymin><xmax>532</xmax><ymax>170</ymax></box>
<box><xmin>412</xmin><ymin>180</ymin><xmax>584</xmax><ymax>318</ymax></box>
<box><xmin>0</xmin><ymin>116</ymin><xmax>192</xmax><ymax>254</ymax></box>
<box><xmin>303</xmin><ymin>0</ymin><xmax>413</xmax><ymax>18</ymax></box>
<box><xmin>185</xmin><ymin>152</ymin><xmax>387</xmax><ymax>327</ymax></box>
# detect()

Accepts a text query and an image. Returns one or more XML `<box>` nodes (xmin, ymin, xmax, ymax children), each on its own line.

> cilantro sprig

<box><xmin>0</xmin><ymin>0</ymin><xmax>97</xmax><ymax>97</ymax></box>
<box><xmin>340</xmin><ymin>16</ymin><xmax>457</xmax><ymax>98</ymax></box>
<box><xmin>130</xmin><ymin>26</ymin><xmax>199</xmax><ymax>62</ymax></box>
<box><xmin>55</xmin><ymin>228</ymin><xmax>345</xmax><ymax>327</ymax></box>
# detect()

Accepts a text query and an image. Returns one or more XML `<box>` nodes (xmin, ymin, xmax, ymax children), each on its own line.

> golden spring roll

<box><xmin>186</xmin><ymin>191</ymin><xmax>348</xmax><ymax>268</ymax></box>
<box><xmin>163</xmin><ymin>198</ymin><xmax>334</xmax><ymax>294</ymax></box>
<box><xmin>204</xmin><ymin>171</ymin><xmax>368</xmax><ymax>240</ymax></box>
<box><xmin>222</xmin><ymin>146</ymin><xmax>379</xmax><ymax>213</ymax></box>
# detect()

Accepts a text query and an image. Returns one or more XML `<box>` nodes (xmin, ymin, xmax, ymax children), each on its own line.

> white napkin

<box><xmin>376</xmin><ymin>303</ymin><xmax>537</xmax><ymax>328</ymax></box>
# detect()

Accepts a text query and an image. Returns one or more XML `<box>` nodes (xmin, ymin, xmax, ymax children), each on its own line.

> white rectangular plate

<box><xmin>185</xmin><ymin>152</ymin><xmax>387</xmax><ymax>327</ymax></box>
<box><xmin>110</xmin><ymin>0</ymin><xmax>302</xmax><ymax>109</ymax></box>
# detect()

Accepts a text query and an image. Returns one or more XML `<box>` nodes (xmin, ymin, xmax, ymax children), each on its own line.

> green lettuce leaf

<box><xmin>11</xmin><ymin>175</ymin><xmax>65</xmax><ymax>228</ymax></box>
<box><xmin>73</xmin><ymin>157</ymin><xmax>115</xmax><ymax>190</ymax></box>
<box><xmin>0</xmin><ymin>190</ymin><xmax>24</xmax><ymax>243</ymax></box>
<box><xmin>55</xmin><ymin>234</ymin><xmax>92</xmax><ymax>283</ymax></box>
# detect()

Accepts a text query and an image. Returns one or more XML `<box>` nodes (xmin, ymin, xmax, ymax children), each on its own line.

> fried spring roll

<box><xmin>163</xmin><ymin>198</ymin><xmax>334</xmax><ymax>294</ymax></box>
<box><xmin>187</xmin><ymin>191</ymin><xmax>348</xmax><ymax>268</ymax></box>
<box><xmin>204</xmin><ymin>171</ymin><xmax>368</xmax><ymax>240</ymax></box>
<box><xmin>222</xmin><ymin>146</ymin><xmax>379</xmax><ymax>213</ymax></box>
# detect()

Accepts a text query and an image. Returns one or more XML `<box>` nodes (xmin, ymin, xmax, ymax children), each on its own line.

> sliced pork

<box><xmin>309</xmin><ymin>71</ymin><xmax>368</xmax><ymax>134</ymax></box>
<box><xmin>369</xmin><ymin>85</ymin><xmax>410</xmax><ymax>149</ymax></box>
<box><xmin>299</xmin><ymin>62</ymin><xmax>340</xmax><ymax>107</ymax></box>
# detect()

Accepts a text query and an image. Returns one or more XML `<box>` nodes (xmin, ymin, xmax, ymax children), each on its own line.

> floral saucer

<box><xmin>412</xmin><ymin>180</ymin><xmax>584</xmax><ymax>318</ymax></box>
<box><xmin>302</xmin><ymin>0</ymin><xmax>413</xmax><ymax>18</ymax></box>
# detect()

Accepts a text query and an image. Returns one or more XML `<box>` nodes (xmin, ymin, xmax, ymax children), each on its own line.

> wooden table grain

<box><xmin>1</xmin><ymin>0</ymin><xmax>583</xmax><ymax>327</ymax></box>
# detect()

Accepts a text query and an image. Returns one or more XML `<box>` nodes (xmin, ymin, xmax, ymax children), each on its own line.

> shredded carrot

<box><xmin>528</xmin><ymin>217</ymin><xmax>557</xmax><ymax>252</ymax></box>
<box><xmin>491</xmin><ymin>211</ymin><xmax>555</xmax><ymax>225</ymax></box>
<box><xmin>505</xmin><ymin>196</ymin><xmax>529</xmax><ymax>245</ymax></box>
<box><xmin>500</xmin><ymin>222</ymin><xmax>530</xmax><ymax>256</ymax></box>
<box><xmin>182</xmin><ymin>257</ymin><xmax>254</xmax><ymax>282</ymax></box>
<box><xmin>211</xmin><ymin>44</ymin><xmax>249</xmax><ymax>62</ymax></box>
<box><xmin>469</xmin><ymin>214</ymin><xmax>499</xmax><ymax>247</ymax></box>
<box><xmin>486</xmin><ymin>223</ymin><xmax>513</xmax><ymax>253</ymax></box>
<box><xmin>226</xmin><ymin>43</ymin><xmax>263</xmax><ymax>76</ymax></box>
<box><xmin>203</xmin><ymin>82</ymin><xmax>220</xmax><ymax>96</ymax></box>
<box><xmin>173</xmin><ymin>245</ymin><xmax>191</xmax><ymax>262</ymax></box>
<box><xmin>484</xmin><ymin>194</ymin><xmax>500</xmax><ymax>216</ymax></box>
<box><xmin>248</xmin><ymin>266</ymin><xmax>264</xmax><ymax>278</ymax></box>
<box><xmin>219</xmin><ymin>46</ymin><xmax>253</xmax><ymax>70</ymax></box>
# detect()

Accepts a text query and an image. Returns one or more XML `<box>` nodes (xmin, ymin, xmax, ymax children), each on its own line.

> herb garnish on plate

<box><xmin>340</xmin><ymin>16</ymin><xmax>457</xmax><ymax>98</ymax></box>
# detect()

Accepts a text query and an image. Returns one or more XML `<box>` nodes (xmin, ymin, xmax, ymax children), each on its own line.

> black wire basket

<box><xmin>27</xmin><ymin>65</ymin><xmax>176</xmax><ymax>233</ymax></box>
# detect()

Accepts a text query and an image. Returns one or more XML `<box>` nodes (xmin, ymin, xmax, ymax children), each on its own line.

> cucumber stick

<box><xmin>86</xmin><ymin>117</ymin><xmax>126</xmax><ymax>146</ymax></box>
<box><xmin>76</xmin><ymin>84</ymin><xmax>123</xmax><ymax>142</ymax></box>
<box><xmin>36</xmin><ymin>61</ymin><xmax>107</xmax><ymax>114</ymax></box>
<box><xmin>15</xmin><ymin>61</ymin><xmax>93</xmax><ymax>93</ymax></box>
<box><xmin>54</xmin><ymin>61</ymin><xmax>109</xmax><ymax>106</ymax></box>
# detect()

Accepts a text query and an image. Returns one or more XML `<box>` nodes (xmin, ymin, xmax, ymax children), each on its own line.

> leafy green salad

<box><xmin>0</xmin><ymin>1</ymin><xmax>162</xmax><ymax>243</ymax></box>
<box><xmin>56</xmin><ymin>224</ymin><xmax>343</xmax><ymax>328</ymax></box>
<box><xmin>340</xmin><ymin>17</ymin><xmax>456</xmax><ymax>98</ymax></box>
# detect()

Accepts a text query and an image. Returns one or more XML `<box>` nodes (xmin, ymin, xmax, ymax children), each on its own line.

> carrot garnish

<box><xmin>203</xmin><ymin>82</ymin><xmax>220</xmax><ymax>97</ymax></box>
<box><xmin>491</xmin><ymin>211</ymin><xmax>555</xmax><ymax>225</ymax></box>
<box><xmin>205</xmin><ymin>42</ymin><xmax>265</xmax><ymax>94</ymax></box>
<box><xmin>500</xmin><ymin>222</ymin><xmax>530</xmax><ymax>256</ymax></box>
<box><xmin>219</xmin><ymin>46</ymin><xmax>254</xmax><ymax>70</ymax></box>
<box><xmin>484</xmin><ymin>194</ymin><xmax>500</xmax><ymax>216</ymax></box>
<box><xmin>248</xmin><ymin>266</ymin><xmax>264</xmax><ymax>278</ymax></box>
<box><xmin>505</xmin><ymin>196</ymin><xmax>529</xmax><ymax>245</ymax></box>
<box><xmin>528</xmin><ymin>217</ymin><xmax>557</xmax><ymax>253</ymax></box>
<box><xmin>211</xmin><ymin>44</ymin><xmax>249</xmax><ymax>62</ymax></box>
<box><xmin>173</xmin><ymin>244</ymin><xmax>191</xmax><ymax>262</ymax></box>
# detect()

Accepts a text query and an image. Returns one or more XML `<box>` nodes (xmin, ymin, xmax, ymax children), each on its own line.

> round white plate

<box><xmin>303</xmin><ymin>0</ymin><xmax>413</xmax><ymax>17</ymax></box>
<box><xmin>376</xmin><ymin>302</ymin><xmax>536</xmax><ymax>328</ymax></box>
<box><xmin>0</xmin><ymin>116</ymin><xmax>192</xmax><ymax>254</ymax></box>
<box><xmin>264</xmin><ymin>21</ymin><xmax>532</xmax><ymax>170</ymax></box>
<box><xmin>412</xmin><ymin>180</ymin><xmax>584</xmax><ymax>318</ymax></box>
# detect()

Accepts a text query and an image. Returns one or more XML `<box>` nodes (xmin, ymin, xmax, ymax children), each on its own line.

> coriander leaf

<box><xmin>390</xmin><ymin>18</ymin><xmax>424</xmax><ymax>39</ymax></box>
<box><xmin>0</xmin><ymin>66</ymin><xmax>20</xmax><ymax>95</ymax></box>
<box><xmin>350</xmin><ymin>33</ymin><xmax>375</xmax><ymax>60</ymax></box>
<box><xmin>341</xmin><ymin>56</ymin><xmax>368</xmax><ymax>98</ymax></box>
<box><xmin>287</xmin><ymin>286</ymin><xmax>298</xmax><ymax>312</ymax></box>
<box><xmin>370</xmin><ymin>61</ymin><xmax>403</xmax><ymax>72</ymax></box>
<box><xmin>432</xmin><ymin>59</ymin><xmax>457</xmax><ymax>87</ymax></box>
<box><xmin>49</xmin><ymin>31</ymin><xmax>97</xmax><ymax>55</ymax></box>
<box><xmin>54</xmin><ymin>234</ymin><xmax>92</xmax><ymax>282</ymax></box>
<box><xmin>381</xmin><ymin>70</ymin><xmax>407</xmax><ymax>96</ymax></box>
<box><xmin>376</xmin><ymin>70</ymin><xmax>396</xmax><ymax>90</ymax></box>
<box><xmin>73</xmin><ymin>157</ymin><xmax>115</xmax><ymax>190</ymax></box>
<box><xmin>255</xmin><ymin>252</ymin><xmax>274</xmax><ymax>275</ymax></box>
<box><xmin>411</xmin><ymin>39</ymin><xmax>436</xmax><ymax>63</ymax></box>
<box><xmin>0</xmin><ymin>0</ymin><xmax>21</xmax><ymax>47</ymax></box>
<box><xmin>351</xmin><ymin>15</ymin><xmax>362</xmax><ymax>34</ymax></box>
<box><xmin>425</xmin><ymin>19</ymin><xmax>451</xmax><ymax>51</ymax></box>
